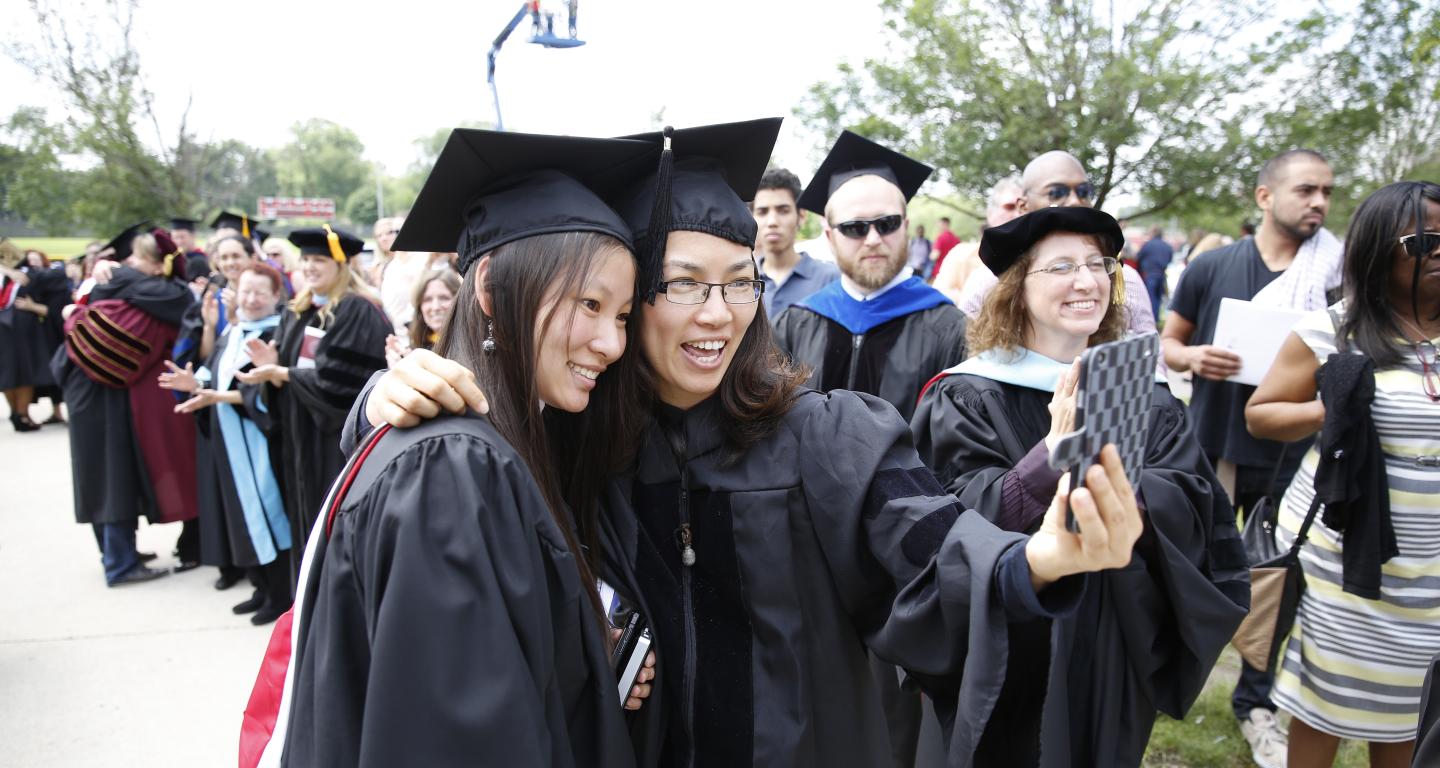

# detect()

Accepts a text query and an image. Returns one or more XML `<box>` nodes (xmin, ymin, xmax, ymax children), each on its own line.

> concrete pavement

<box><xmin>0</xmin><ymin>401</ymin><xmax>272</xmax><ymax>767</ymax></box>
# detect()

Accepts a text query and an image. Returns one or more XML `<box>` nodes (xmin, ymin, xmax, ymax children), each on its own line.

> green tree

<box><xmin>797</xmin><ymin>0</ymin><xmax>1319</xmax><ymax>223</ymax></box>
<box><xmin>0</xmin><ymin>107</ymin><xmax>83</xmax><ymax>234</ymax></box>
<box><xmin>272</xmin><ymin>119</ymin><xmax>372</xmax><ymax>204</ymax></box>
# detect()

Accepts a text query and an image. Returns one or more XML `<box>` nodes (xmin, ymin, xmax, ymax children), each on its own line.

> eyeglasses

<box><xmin>1399</xmin><ymin>231</ymin><xmax>1440</xmax><ymax>260</ymax></box>
<box><xmin>834</xmin><ymin>214</ymin><xmax>903</xmax><ymax>239</ymax></box>
<box><xmin>656</xmin><ymin>279</ymin><xmax>764</xmax><ymax>305</ymax></box>
<box><xmin>1043</xmin><ymin>182</ymin><xmax>1096</xmax><ymax>204</ymax></box>
<box><xmin>1026</xmin><ymin>257</ymin><xmax>1118</xmax><ymax>278</ymax></box>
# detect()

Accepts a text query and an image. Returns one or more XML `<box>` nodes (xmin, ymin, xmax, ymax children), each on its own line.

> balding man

<box><xmin>956</xmin><ymin>151</ymin><xmax>1157</xmax><ymax>336</ymax></box>
<box><xmin>935</xmin><ymin>175</ymin><xmax>1024</xmax><ymax>307</ymax></box>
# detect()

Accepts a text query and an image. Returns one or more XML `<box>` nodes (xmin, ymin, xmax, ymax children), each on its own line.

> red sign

<box><xmin>257</xmin><ymin>197</ymin><xmax>336</xmax><ymax>220</ymax></box>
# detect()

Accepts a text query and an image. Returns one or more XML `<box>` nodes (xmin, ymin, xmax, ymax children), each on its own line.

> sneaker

<box><xmin>1239</xmin><ymin>708</ymin><xmax>1287</xmax><ymax>768</ymax></box>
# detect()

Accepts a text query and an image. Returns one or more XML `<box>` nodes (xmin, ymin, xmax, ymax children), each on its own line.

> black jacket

<box><xmin>1313</xmin><ymin>352</ymin><xmax>1398</xmax><ymax>599</ymax></box>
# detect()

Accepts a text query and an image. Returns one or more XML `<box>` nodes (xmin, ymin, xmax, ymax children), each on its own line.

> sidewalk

<box><xmin>0</xmin><ymin>401</ymin><xmax>272</xmax><ymax>767</ymax></box>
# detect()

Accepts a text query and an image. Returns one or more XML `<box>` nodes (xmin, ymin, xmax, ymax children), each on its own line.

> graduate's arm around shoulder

<box><xmin>293</xmin><ymin>420</ymin><xmax>605</xmax><ymax>766</ymax></box>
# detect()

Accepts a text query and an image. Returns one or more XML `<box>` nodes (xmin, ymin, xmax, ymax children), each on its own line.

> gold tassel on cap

<box><xmin>242</xmin><ymin>214</ymin><xmax>250</xmax><ymax>239</ymax></box>
<box><xmin>323</xmin><ymin>223</ymin><xmax>347</xmax><ymax>263</ymax></box>
<box><xmin>162</xmin><ymin>252</ymin><xmax>176</xmax><ymax>278</ymax></box>
<box><xmin>1111</xmin><ymin>260</ymin><xmax>1126</xmax><ymax>306</ymax></box>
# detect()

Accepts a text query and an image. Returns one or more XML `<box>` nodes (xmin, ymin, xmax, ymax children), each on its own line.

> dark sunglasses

<box><xmin>835</xmin><ymin>214</ymin><xmax>903</xmax><ymax>239</ymax></box>
<box><xmin>1399</xmin><ymin>231</ymin><xmax>1440</xmax><ymax>259</ymax></box>
<box><xmin>1044</xmin><ymin>182</ymin><xmax>1095</xmax><ymax>203</ymax></box>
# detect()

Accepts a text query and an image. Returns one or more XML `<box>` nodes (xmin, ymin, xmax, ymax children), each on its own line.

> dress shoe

<box><xmin>108</xmin><ymin>565</ymin><xmax>169</xmax><ymax>587</ymax></box>
<box><xmin>174</xmin><ymin>559</ymin><xmax>201</xmax><ymax>573</ymax></box>
<box><xmin>214</xmin><ymin>571</ymin><xmax>244</xmax><ymax>590</ymax></box>
<box><xmin>232</xmin><ymin>591</ymin><xmax>265</xmax><ymax>615</ymax></box>
<box><xmin>138</xmin><ymin>551</ymin><xmax>158</xmax><ymax>563</ymax></box>
<box><xmin>251</xmin><ymin>603</ymin><xmax>287</xmax><ymax>626</ymax></box>
<box><xmin>10</xmin><ymin>415</ymin><xmax>40</xmax><ymax>433</ymax></box>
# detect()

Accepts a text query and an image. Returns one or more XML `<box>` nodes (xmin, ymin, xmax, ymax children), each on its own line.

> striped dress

<box><xmin>1272</xmin><ymin>303</ymin><xmax>1440</xmax><ymax>742</ymax></box>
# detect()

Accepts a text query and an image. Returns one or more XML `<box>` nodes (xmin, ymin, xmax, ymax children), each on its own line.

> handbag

<box><xmin>1232</xmin><ymin>494</ymin><xmax>1321</xmax><ymax>673</ymax></box>
<box><xmin>1240</xmin><ymin>444</ymin><xmax>1290</xmax><ymax>565</ymax></box>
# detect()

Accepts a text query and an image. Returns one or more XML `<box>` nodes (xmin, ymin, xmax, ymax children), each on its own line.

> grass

<box><xmin>1143</xmin><ymin>647</ymin><xmax>1369</xmax><ymax>767</ymax></box>
<box><xmin>6</xmin><ymin>237</ymin><xmax>96</xmax><ymax>260</ymax></box>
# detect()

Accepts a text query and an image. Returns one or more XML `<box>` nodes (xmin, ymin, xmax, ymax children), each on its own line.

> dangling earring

<box><xmin>482</xmin><ymin>319</ymin><xmax>496</xmax><ymax>354</ymax></box>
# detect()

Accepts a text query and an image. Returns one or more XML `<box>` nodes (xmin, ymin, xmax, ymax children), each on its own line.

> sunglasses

<box><xmin>1044</xmin><ymin>182</ymin><xmax>1095</xmax><ymax>203</ymax></box>
<box><xmin>1399</xmin><ymin>231</ymin><xmax>1440</xmax><ymax>259</ymax></box>
<box><xmin>835</xmin><ymin>214</ymin><xmax>903</xmax><ymax>239</ymax></box>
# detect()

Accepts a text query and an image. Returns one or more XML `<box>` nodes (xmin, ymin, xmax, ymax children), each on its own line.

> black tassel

<box><xmin>640</xmin><ymin>126</ymin><xmax>675</xmax><ymax>304</ymax></box>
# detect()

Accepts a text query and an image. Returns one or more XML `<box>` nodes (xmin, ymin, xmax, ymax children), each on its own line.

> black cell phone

<box><xmin>612</xmin><ymin>609</ymin><xmax>652</xmax><ymax>705</ymax></box>
<box><xmin>1047</xmin><ymin>333</ymin><xmax>1157</xmax><ymax>531</ymax></box>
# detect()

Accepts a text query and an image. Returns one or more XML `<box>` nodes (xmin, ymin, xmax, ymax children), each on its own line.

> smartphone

<box><xmin>612</xmin><ymin>610</ymin><xmax>652</xmax><ymax>705</ymax></box>
<box><xmin>1047</xmin><ymin>333</ymin><xmax>1157</xmax><ymax>531</ymax></box>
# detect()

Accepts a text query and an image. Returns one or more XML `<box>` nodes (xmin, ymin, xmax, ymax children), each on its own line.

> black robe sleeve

<box><xmin>793</xmin><ymin>390</ymin><xmax>1084</xmax><ymax>762</ymax></box>
<box><xmin>285</xmin><ymin>297</ymin><xmax>389</xmax><ymax>433</ymax></box>
<box><xmin>914</xmin><ymin>376</ymin><xmax>1249</xmax><ymax>764</ymax></box>
<box><xmin>92</xmin><ymin>267</ymin><xmax>193</xmax><ymax>326</ymax></box>
<box><xmin>286</xmin><ymin>428</ymin><xmax>633</xmax><ymax>767</ymax></box>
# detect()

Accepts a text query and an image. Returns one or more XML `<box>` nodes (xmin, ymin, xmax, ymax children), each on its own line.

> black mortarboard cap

<box><xmin>211</xmin><ymin>211</ymin><xmax>256</xmax><ymax>237</ymax></box>
<box><xmin>796</xmin><ymin>130</ymin><xmax>934</xmax><ymax>215</ymax></box>
<box><xmin>254</xmin><ymin>227</ymin><xmax>272</xmax><ymax>243</ymax></box>
<box><xmin>103</xmin><ymin>221</ymin><xmax>152</xmax><ymax>261</ymax></box>
<box><xmin>289</xmin><ymin>226</ymin><xmax>365</xmax><ymax>262</ymax></box>
<box><xmin>613</xmin><ymin>118</ymin><xmax>783</xmax><ymax>301</ymax></box>
<box><xmin>394</xmin><ymin>128</ymin><xmax>657</xmax><ymax>275</ymax></box>
<box><xmin>170</xmin><ymin>217</ymin><xmax>197</xmax><ymax>232</ymax></box>
<box><xmin>978</xmin><ymin>207</ymin><xmax>1124</xmax><ymax>276</ymax></box>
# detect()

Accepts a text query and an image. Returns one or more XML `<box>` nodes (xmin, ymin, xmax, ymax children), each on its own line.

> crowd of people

<box><xmin>0</xmin><ymin>116</ymin><xmax>1435</xmax><ymax>768</ymax></box>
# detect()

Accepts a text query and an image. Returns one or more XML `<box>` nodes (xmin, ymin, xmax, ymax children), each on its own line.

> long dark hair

<box><xmin>436</xmin><ymin>231</ymin><xmax>642</xmax><ymax>626</ymax></box>
<box><xmin>633</xmin><ymin>273</ymin><xmax>810</xmax><ymax>463</ymax></box>
<box><xmin>1336</xmin><ymin>181</ymin><xmax>1440</xmax><ymax>366</ymax></box>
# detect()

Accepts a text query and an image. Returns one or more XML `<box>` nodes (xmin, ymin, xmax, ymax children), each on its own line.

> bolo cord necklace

<box><xmin>1395</xmin><ymin>312</ymin><xmax>1440</xmax><ymax>403</ymax></box>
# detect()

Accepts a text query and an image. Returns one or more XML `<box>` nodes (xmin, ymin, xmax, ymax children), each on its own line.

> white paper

<box><xmin>1211</xmin><ymin>297</ymin><xmax>1305</xmax><ymax>386</ymax></box>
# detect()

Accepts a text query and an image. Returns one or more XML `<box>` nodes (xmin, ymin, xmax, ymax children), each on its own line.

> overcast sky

<box><xmin>4</xmin><ymin>0</ymin><xmax>889</xmax><ymax>178</ymax></box>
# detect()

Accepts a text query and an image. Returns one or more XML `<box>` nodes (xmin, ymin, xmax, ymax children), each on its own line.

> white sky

<box><xmin>2</xmin><ymin>0</ymin><xmax>888</xmax><ymax>178</ymax></box>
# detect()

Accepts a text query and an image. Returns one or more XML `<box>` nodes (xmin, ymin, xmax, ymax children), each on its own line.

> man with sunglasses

<box><xmin>1161</xmin><ymin>147</ymin><xmax>1339</xmax><ymax>768</ymax></box>
<box><xmin>953</xmin><ymin>151</ymin><xmax>1159</xmax><ymax>338</ymax></box>
<box><xmin>773</xmin><ymin>130</ymin><xmax>967</xmax><ymax>768</ymax></box>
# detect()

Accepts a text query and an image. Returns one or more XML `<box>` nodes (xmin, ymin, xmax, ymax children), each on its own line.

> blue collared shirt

<box><xmin>760</xmin><ymin>251</ymin><xmax>840</xmax><ymax>320</ymax></box>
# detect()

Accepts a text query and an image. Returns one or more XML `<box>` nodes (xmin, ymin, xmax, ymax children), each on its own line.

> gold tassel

<box><xmin>1111</xmin><ymin>262</ymin><xmax>1126</xmax><ymax>306</ymax></box>
<box><xmin>162</xmin><ymin>252</ymin><xmax>176</xmax><ymax>278</ymax></box>
<box><xmin>323</xmin><ymin>223</ymin><xmax>347</xmax><ymax>263</ymax></box>
<box><xmin>242</xmin><ymin>214</ymin><xmax>250</xmax><ymax>239</ymax></box>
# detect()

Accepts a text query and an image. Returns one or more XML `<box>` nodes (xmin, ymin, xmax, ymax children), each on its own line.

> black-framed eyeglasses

<box><xmin>1399</xmin><ymin>231</ymin><xmax>1440</xmax><ymax>260</ymax></box>
<box><xmin>656</xmin><ymin>279</ymin><xmax>765</xmax><ymax>305</ymax></box>
<box><xmin>1026</xmin><ymin>256</ymin><xmax>1118</xmax><ymax>278</ymax></box>
<box><xmin>834</xmin><ymin>214</ymin><xmax>903</xmax><ymax>240</ymax></box>
<box><xmin>1043</xmin><ymin>182</ymin><xmax>1096</xmax><ymax>204</ymax></box>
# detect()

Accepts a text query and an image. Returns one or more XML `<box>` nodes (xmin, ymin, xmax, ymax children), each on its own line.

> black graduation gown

<box><xmin>197</xmin><ymin>322</ymin><xmax>289</xmax><ymax>568</ymax></box>
<box><xmin>0</xmin><ymin>266</ymin><xmax>68</xmax><ymax>389</ymax></box>
<box><xmin>910</xmin><ymin>374</ymin><xmax>1251</xmax><ymax>768</ymax></box>
<box><xmin>266</xmin><ymin>295</ymin><xmax>388</xmax><ymax>561</ymax></box>
<box><xmin>598</xmin><ymin>390</ymin><xmax>1083</xmax><ymax>768</ymax></box>
<box><xmin>284</xmin><ymin>414</ymin><xmax>637</xmax><ymax>768</ymax></box>
<box><xmin>51</xmin><ymin>268</ymin><xmax>193</xmax><ymax>525</ymax></box>
<box><xmin>773</xmin><ymin>303</ymin><xmax>967</xmax><ymax>422</ymax></box>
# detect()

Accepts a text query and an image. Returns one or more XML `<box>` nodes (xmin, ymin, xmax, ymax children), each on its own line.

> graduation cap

<box><xmin>170</xmin><ymin>217</ymin><xmax>198</xmax><ymax>232</ymax></box>
<box><xmin>977</xmin><ymin>207</ymin><xmax>1123</xmax><ymax>277</ymax></box>
<box><xmin>289</xmin><ymin>225</ymin><xmax>365</xmax><ymax>263</ymax></box>
<box><xmin>254</xmin><ymin>227</ymin><xmax>272</xmax><ymax>243</ymax></box>
<box><xmin>612</xmin><ymin>118</ymin><xmax>783</xmax><ymax>301</ymax></box>
<box><xmin>796</xmin><ymin>130</ymin><xmax>934</xmax><ymax>215</ymax></box>
<box><xmin>151</xmin><ymin>228</ymin><xmax>189</xmax><ymax>281</ymax></box>
<box><xmin>394</xmin><ymin>128</ymin><xmax>659</xmax><ymax>275</ymax></box>
<box><xmin>102</xmin><ymin>221</ymin><xmax>152</xmax><ymax>261</ymax></box>
<box><xmin>211</xmin><ymin>210</ymin><xmax>257</xmax><ymax>238</ymax></box>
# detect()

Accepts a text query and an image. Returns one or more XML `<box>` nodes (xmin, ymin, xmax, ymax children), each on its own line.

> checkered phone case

<box><xmin>1047</xmin><ymin>333</ymin><xmax>1158</xmax><ymax>528</ymax></box>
